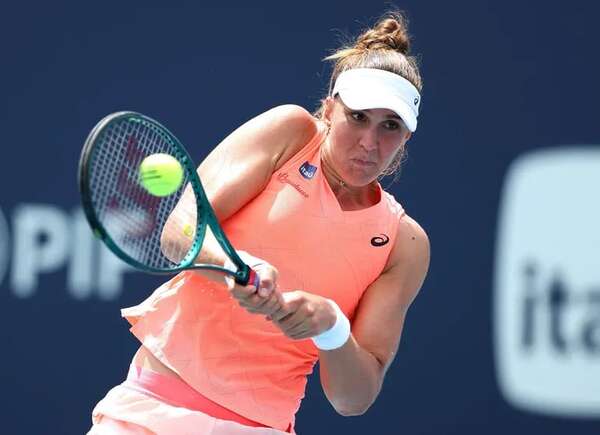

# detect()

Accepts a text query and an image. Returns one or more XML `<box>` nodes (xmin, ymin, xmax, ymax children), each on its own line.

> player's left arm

<box><xmin>317</xmin><ymin>215</ymin><xmax>430</xmax><ymax>416</ymax></box>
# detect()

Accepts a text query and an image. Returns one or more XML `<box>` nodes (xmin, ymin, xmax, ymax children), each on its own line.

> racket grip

<box><xmin>247</xmin><ymin>267</ymin><xmax>260</xmax><ymax>290</ymax></box>
<box><xmin>230</xmin><ymin>251</ymin><xmax>262</xmax><ymax>290</ymax></box>
<box><xmin>233</xmin><ymin>266</ymin><xmax>260</xmax><ymax>290</ymax></box>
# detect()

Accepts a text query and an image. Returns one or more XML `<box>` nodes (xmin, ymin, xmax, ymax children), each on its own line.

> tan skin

<box><xmin>135</xmin><ymin>98</ymin><xmax>430</xmax><ymax>417</ymax></box>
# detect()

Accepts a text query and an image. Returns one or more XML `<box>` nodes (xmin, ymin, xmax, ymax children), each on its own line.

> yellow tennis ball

<box><xmin>139</xmin><ymin>153</ymin><xmax>184</xmax><ymax>197</ymax></box>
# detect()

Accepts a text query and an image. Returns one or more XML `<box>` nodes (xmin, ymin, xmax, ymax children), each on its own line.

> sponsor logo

<box><xmin>414</xmin><ymin>97</ymin><xmax>419</xmax><ymax>106</ymax></box>
<box><xmin>0</xmin><ymin>203</ymin><xmax>135</xmax><ymax>301</ymax></box>
<box><xmin>494</xmin><ymin>147</ymin><xmax>600</xmax><ymax>418</ymax></box>
<box><xmin>370</xmin><ymin>234</ymin><xmax>389</xmax><ymax>247</ymax></box>
<box><xmin>299</xmin><ymin>161</ymin><xmax>318</xmax><ymax>179</ymax></box>
<box><xmin>277</xmin><ymin>172</ymin><xmax>309</xmax><ymax>198</ymax></box>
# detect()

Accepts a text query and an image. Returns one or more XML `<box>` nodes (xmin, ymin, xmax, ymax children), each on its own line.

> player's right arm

<box><xmin>198</xmin><ymin>104</ymin><xmax>317</xmax><ymax>221</ymax></box>
<box><xmin>160</xmin><ymin>105</ymin><xmax>317</xmax><ymax>314</ymax></box>
<box><xmin>162</xmin><ymin>104</ymin><xmax>316</xmax><ymax>251</ymax></box>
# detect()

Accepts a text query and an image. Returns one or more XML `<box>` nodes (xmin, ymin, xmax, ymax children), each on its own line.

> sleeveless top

<box><xmin>121</xmin><ymin>120</ymin><xmax>406</xmax><ymax>431</ymax></box>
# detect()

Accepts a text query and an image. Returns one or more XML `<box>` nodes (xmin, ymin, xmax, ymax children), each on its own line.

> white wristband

<box><xmin>311</xmin><ymin>299</ymin><xmax>351</xmax><ymax>351</ymax></box>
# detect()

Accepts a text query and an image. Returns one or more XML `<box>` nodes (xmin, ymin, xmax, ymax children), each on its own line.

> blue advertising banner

<box><xmin>0</xmin><ymin>1</ymin><xmax>598</xmax><ymax>434</ymax></box>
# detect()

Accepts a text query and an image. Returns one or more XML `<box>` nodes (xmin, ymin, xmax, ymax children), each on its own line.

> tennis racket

<box><xmin>78</xmin><ymin>111</ymin><xmax>259</xmax><ymax>287</ymax></box>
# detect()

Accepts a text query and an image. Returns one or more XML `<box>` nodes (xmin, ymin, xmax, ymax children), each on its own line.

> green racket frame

<box><xmin>78</xmin><ymin>111</ymin><xmax>254</xmax><ymax>286</ymax></box>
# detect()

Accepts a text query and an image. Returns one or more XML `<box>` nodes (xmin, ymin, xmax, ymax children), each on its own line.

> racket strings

<box><xmin>88</xmin><ymin>117</ymin><xmax>198</xmax><ymax>269</ymax></box>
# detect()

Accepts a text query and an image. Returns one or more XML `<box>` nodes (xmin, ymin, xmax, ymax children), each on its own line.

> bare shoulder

<box><xmin>395</xmin><ymin>214</ymin><xmax>430</xmax><ymax>260</ymax></box>
<box><xmin>196</xmin><ymin>105</ymin><xmax>319</xmax><ymax>220</ymax></box>
<box><xmin>199</xmin><ymin>104</ymin><xmax>317</xmax><ymax>178</ymax></box>
<box><xmin>264</xmin><ymin>105</ymin><xmax>319</xmax><ymax>170</ymax></box>
<box><xmin>385</xmin><ymin>213</ymin><xmax>431</xmax><ymax>304</ymax></box>
<box><xmin>263</xmin><ymin>104</ymin><xmax>317</xmax><ymax>132</ymax></box>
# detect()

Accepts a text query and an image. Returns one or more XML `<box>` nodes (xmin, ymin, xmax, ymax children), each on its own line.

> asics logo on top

<box><xmin>370</xmin><ymin>234</ymin><xmax>389</xmax><ymax>247</ymax></box>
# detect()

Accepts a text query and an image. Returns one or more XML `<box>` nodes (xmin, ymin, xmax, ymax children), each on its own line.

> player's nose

<box><xmin>358</xmin><ymin>127</ymin><xmax>379</xmax><ymax>151</ymax></box>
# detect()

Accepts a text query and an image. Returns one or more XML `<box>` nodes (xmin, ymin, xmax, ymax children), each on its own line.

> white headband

<box><xmin>331</xmin><ymin>68</ymin><xmax>421</xmax><ymax>132</ymax></box>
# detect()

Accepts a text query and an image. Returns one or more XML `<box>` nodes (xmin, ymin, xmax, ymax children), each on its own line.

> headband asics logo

<box><xmin>299</xmin><ymin>161</ymin><xmax>318</xmax><ymax>179</ymax></box>
<box><xmin>0</xmin><ymin>207</ymin><xmax>9</xmax><ymax>286</ymax></box>
<box><xmin>371</xmin><ymin>234</ymin><xmax>389</xmax><ymax>247</ymax></box>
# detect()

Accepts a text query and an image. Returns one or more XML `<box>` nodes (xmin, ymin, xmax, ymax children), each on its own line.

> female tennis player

<box><xmin>87</xmin><ymin>11</ymin><xmax>429</xmax><ymax>435</ymax></box>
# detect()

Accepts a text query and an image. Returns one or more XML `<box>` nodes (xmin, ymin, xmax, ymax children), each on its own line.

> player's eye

<box><xmin>348</xmin><ymin>111</ymin><xmax>366</xmax><ymax>122</ymax></box>
<box><xmin>383</xmin><ymin>120</ymin><xmax>401</xmax><ymax>130</ymax></box>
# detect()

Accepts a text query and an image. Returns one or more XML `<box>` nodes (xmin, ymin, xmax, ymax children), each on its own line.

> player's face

<box><xmin>322</xmin><ymin>97</ymin><xmax>412</xmax><ymax>187</ymax></box>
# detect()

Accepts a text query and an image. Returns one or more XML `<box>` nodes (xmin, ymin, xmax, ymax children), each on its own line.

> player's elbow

<box><xmin>324</xmin><ymin>374</ymin><xmax>381</xmax><ymax>417</ymax></box>
<box><xmin>160</xmin><ymin>238</ymin><xmax>177</xmax><ymax>264</ymax></box>
<box><xmin>336</xmin><ymin>407</ymin><xmax>369</xmax><ymax>417</ymax></box>
<box><xmin>159</xmin><ymin>223</ymin><xmax>188</xmax><ymax>264</ymax></box>
<box><xmin>329</xmin><ymin>393</ymin><xmax>376</xmax><ymax>417</ymax></box>
<box><xmin>333</xmin><ymin>401</ymin><xmax>372</xmax><ymax>417</ymax></box>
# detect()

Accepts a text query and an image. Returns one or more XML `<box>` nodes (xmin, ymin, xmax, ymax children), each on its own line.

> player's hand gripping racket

<box><xmin>78</xmin><ymin>111</ymin><xmax>259</xmax><ymax>288</ymax></box>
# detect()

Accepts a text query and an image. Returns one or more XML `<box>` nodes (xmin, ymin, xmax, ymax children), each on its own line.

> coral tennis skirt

<box><xmin>86</xmin><ymin>365</ymin><xmax>293</xmax><ymax>435</ymax></box>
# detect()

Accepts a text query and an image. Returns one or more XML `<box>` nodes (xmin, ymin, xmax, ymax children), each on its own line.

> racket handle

<box><xmin>247</xmin><ymin>267</ymin><xmax>260</xmax><ymax>290</ymax></box>
<box><xmin>234</xmin><ymin>266</ymin><xmax>260</xmax><ymax>290</ymax></box>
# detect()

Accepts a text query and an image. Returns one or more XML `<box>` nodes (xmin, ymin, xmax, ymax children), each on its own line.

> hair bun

<box><xmin>355</xmin><ymin>14</ymin><xmax>411</xmax><ymax>55</ymax></box>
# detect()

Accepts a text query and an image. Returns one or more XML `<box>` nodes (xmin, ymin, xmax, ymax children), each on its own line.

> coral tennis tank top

<box><xmin>121</xmin><ymin>120</ymin><xmax>405</xmax><ymax>431</ymax></box>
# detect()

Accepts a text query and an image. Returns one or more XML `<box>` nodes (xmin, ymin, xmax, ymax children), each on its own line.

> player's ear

<box><xmin>322</xmin><ymin>96</ymin><xmax>335</xmax><ymax>125</ymax></box>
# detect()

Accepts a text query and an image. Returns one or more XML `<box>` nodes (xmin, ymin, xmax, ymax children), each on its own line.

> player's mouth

<box><xmin>350</xmin><ymin>158</ymin><xmax>376</xmax><ymax>168</ymax></box>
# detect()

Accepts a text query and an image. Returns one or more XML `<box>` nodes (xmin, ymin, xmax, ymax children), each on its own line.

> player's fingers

<box><xmin>271</xmin><ymin>310</ymin><xmax>293</xmax><ymax>323</ymax></box>
<box><xmin>229</xmin><ymin>282</ymin><xmax>260</xmax><ymax>301</ymax></box>
<box><xmin>256</xmin><ymin>267</ymin><xmax>277</xmax><ymax>298</ymax></box>
<box><xmin>275</xmin><ymin>311</ymin><xmax>306</xmax><ymax>335</ymax></box>
<box><xmin>241</xmin><ymin>299</ymin><xmax>275</xmax><ymax>314</ymax></box>
<box><xmin>239</xmin><ymin>288</ymin><xmax>284</xmax><ymax>314</ymax></box>
<box><xmin>285</xmin><ymin>322</ymin><xmax>311</xmax><ymax>339</ymax></box>
<box><xmin>290</xmin><ymin>330</ymin><xmax>314</xmax><ymax>340</ymax></box>
<box><xmin>225</xmin><ymin>274</ymin><xmax>253</xmax><ymax>299</ymax></box>
<box><xmin>258</xmin><ymin>295</ymin><xmax>281</xmax><ymax>314</ymax></box>
<box><xmin>266</xmin><ymin>291</ymin><xmax>297</xmax><ymax>321</ymax></box>
<box><xmin>226</xmin><ymin>267</ymin><xmax>276</xmax><ymax>301</ymax></box>
<box><xmin>266</xmin><ymin>305</ymin><xmax>289</xmax><ymax>321</ymax></box>
<box><xmin>276</xmin><ymin>293</ymin><xmax>314</xmax><ymax>329</ymax></box>
<box><xmin>238</xmin><ymin>293</ymin><xmax>269</xmax><ymax>309</ymax></box>
<box><xmin>278</xmin><ymin>304</ymin><xmax>321</xmax><ymax>336</ymax></box>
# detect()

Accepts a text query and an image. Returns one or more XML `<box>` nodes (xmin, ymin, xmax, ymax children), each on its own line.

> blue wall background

<box><xmin>0</xmin><ymin>1</ymin><xmax>598</xmax><ymax>434</ymax></box>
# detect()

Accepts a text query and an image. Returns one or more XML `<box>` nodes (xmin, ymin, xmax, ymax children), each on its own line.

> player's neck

<box><xmin>320</xmin><ymin>158</ymin><xmax>379</xmax><ymax>210</ymax></box>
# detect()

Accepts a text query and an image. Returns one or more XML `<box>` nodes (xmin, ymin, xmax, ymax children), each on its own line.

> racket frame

<box><xmin>78</xmin><ymin>111</ymin><xmax>253</xmax><ymax>286</ymax></box>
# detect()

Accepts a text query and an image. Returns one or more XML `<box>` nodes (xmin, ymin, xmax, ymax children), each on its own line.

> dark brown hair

<box><xmin>325</xmin><ymin>11</ymin><xmax>422</xmax><ymax>94</ymax></box>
